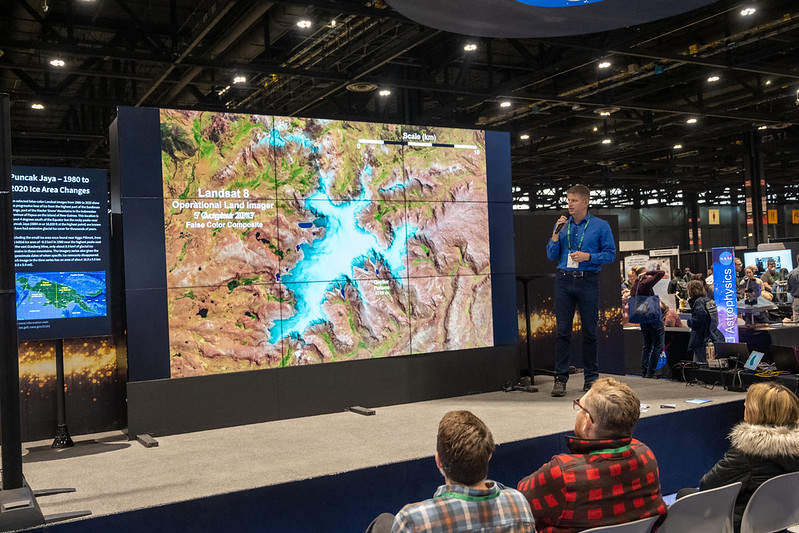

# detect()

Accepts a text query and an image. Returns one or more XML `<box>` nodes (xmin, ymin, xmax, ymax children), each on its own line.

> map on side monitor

<box><xmin>16</xmin><ymin>271</ymin><xmax>107</xmax><ymax>320</ymax></box>
<box><xmin>160</xmin><ymin>109</ymin><xmax>493</xmax><ymax>377</ymax></box>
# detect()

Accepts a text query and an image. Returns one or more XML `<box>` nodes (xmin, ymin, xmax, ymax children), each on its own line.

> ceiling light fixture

<box><xmin>592</xmin><ymin>127</ymin><xmax>598</xmax><ymax>132</ymax></box>
<box><xmin>500</xmin><ymin>101</ymin><xmax>511</xmax><ymax>108</ymax></box>
<box><xmin>601</xmin><ymin>138</ymin><xmax>612</xmax><ymax>144</ymax></box>
<box><xmin>232</xmin><ymin>75</ymin><xmax>246</xmax><ymax>84</ymax></box>
<box><xmin>764</xmin><ymin>80</ymin><xmax>772</xmax><ymax>85</ymax></box>
<box><xmin>598</xmin><ymin>61</ymin><xmax>611</xmax><ymax>69</ymax></box>
<box><xmin>740</xmin><ymin>7</ymin><xmax>756</xmax><ymax>16</ymax></box>
<box><xmin>686</xmin><ymin>118</ymin><xmax>698</xmax><ymax>124</ymax></box>
<box><xmin>593</xmin><ymin>106</ymin><xmax>620</xmax><ymax>116</ymax></box>
<box><xmin>49</xmin><ymin>58</ymin><xmax>65</xmax><ymax>67</ymax></box>
<box><xmin>297</xmin><ymin>19</ymin><xmax>312</xmax><ymax>28</ymax></box>
<box><xmin>329</xmin><ymin>20</ymin><xmax>337</xmax><ymax>27</ymax></box>
<box><xmin>378</xmin><ymin>89</ymin><xmax>391</xmax><ymax>97</ymax></box>
<box><xmin>599</xmin><ymin>111</ymin><xmax>611</xmax><ymax>116</ymax></box>
<box><xmin>31</xmin><ymin>103</ymin><xmax>44</xmax><ymax>110</ymax></box>
<box><xmin>673</xmin><ymin>144</ymin><xmax>683</xmax><ymax>149</ymax></box>
<box><xmin>707</xmin><ymin>75</ymin><xmax>720</xmax><ymax>82</ymax></box>
<box><xmin>464</xmin><ymin>44</ymin><xmax>477</xmax><ymax>52</ymax></box>
<box><xmin>520</xmin><ymin>134</ymin><xmax>529</xmax><ymax>140</ymax></box>
<box><xmin>757</xmin><ymin>125</ymin><xmax>768</xmax><ymax>130</ymax></box>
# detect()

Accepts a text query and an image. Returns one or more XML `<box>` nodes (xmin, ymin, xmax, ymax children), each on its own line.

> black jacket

<box><xmin>686</xmin><ymin>295</ymin><xmax>721</xmax><ymax>350</ymax></box>
<box><xmin>700</xmin><ymin>422</ymin><xmax>799</xmax><ymax>532</ymax></box>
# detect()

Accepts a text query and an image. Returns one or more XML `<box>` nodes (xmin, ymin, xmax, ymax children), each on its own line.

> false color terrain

<box><xmin>161</xmin><ymin>109</ymin><xmax>493</xmax><ymax>377</ymax></box>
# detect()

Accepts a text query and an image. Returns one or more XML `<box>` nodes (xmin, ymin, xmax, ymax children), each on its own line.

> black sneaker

<box><xmin>583</xmin><ymin>381</ymin><xmax>596</xmax><ymax>392</ymax></box>
<box><xmin>551</xmin><ymin>380</ymin><xmax>567</xmax><ymax>397</ymax></box>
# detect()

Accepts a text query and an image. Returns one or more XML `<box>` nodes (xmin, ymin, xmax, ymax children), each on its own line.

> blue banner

<box><xmin>712</xmin><ymin>247</ymin><xmax>738</xmax><ymax>342</ymax></box>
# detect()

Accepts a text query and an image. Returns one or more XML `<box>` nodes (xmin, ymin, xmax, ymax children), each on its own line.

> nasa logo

<box><xmin>514</xmin><ymin>0</ymin><xmax>605</xmax><ymax>6</ymax></box>
<box><xmin>719</xmin><ymin>251</ymin><xmax>734</xmax><ymax>266</ymax></box>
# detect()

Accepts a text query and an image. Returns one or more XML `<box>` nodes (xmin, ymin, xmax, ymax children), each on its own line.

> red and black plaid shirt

<box><xmin>517</xmin><ymin>436</ymin><xmax>667</xmax><ymax>533</ymax></box>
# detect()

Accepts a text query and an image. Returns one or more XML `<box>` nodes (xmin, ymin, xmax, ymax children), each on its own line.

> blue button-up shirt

<box><xmin>546</xmin><ymin>213</ymin><xmax>616</xmax><ymax>271</ymax></box>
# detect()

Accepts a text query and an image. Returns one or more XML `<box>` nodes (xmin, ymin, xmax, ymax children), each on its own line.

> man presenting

<box><xmin>517</xmin><ymin>378</ymin><xmax>667</xmax><ymax>533</ymax></box>
<box><xmin>546</xmin><ymin>185</ymin><xmax>616</xmax><ymax>397</ymax></box>
<box><xmin>366</xmin><ymin>411</ymin><xmax>535</xmax><ymax>533</ymax></box>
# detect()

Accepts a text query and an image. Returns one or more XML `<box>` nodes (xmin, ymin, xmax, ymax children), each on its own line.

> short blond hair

<box><xmin>746</xmin><ymin>382</ymin><xmax>799</xmax><ymax>426</ymax></box>
<box><xmin>585</xmin><ymin>378</ymin><xmax>641</xmax><ymax>438</ymax></box>
<box><xmin>566</xmin><ymin>184</ymin><xmax>590</xmax><ymax>200</ymax></box>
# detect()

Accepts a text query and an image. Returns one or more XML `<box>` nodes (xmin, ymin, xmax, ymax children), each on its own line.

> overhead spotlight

<box><xmin>707</xmin><ymin>75</ymin><xmax>720</xmax><ymax>82</ymax></box>
<box><xmin>49</xmin><ymin>58</ymin><xmax>65</xmax><ymax>67</ymax></box>
<box><xmin>519</xmin><ymin>134</ymin><xmax>530</xmax><ymax>140</ymax></box>
<box><xmin>599</xmin><ymin>111</ymin><xmax>611</xmax><ymax>116</ymax></box>
<box><xmin>499</xmin><ymin>101</ymin><xmax>511</xmax><ymax>108</ymax></box>
<box><xmin>297</xmin><ymin>19</ymin><xmax>312</xmax><ymax>28</ymax></box>
<box><xmin>31</xmin><ymin>103</ymin><xmax>45</xmax><ymax>110</ymax></box>
<box><xmin>673</xmin><ymin>144</ymin><xmax>683</xmax><ymax>149</ymax></box>
<box><xmin>41</xmin><ymin>0</ymin><xmax>48</xmax><ymax>12</ymax></box>
<box><xmin>764</xmin><ymin>80</ymin><xmax>772</xmax><ymax>85</ymax></box>
<box><xmin>757</xmin><ymin>125</ymin><xmax>768</xmax><ymax>130</ymax></box>
<box><xmin>740</xmin><ymin>7</ymin><xmax>756</xmax><ymax>16</ymax></box>
<box><xmin>598</xmin><ymin>61</ymin><xmax>611</xmax><ymax>69</ymax></box>
<box><xmin>232</xmin><ymin>75</ymin><xmax>246</xmax><ymax>84</ymax></box>
<box><xmin>329</xmin><ymin>20</ymin><xmax>337</xmax><ymax>27</ymax></box>
<box><xmin>592</xmin><ymin>127</ymin><xmax>598</xmax><ymax>132</ymax></box>
<box><xmin>601</xmin><ymin>138</ymin><xmax>612</xmax><ymax>144</ymax></box>
<box><xmin>795</xmin><ymin>88</ymin><xmax>799</xmax><ymax>105</ymax></box>
<box><xmin>686</xmin><ymin>118</ymin><xmax>698</xmax><ymax>124</ymax></box>
<box><xmin>378</xmin><ymin>89</ymin><xmax>391</xmax><ymax>97</ymax></box>
<box><xmin>217</xmin><ymin>85</ymin><xmax>231</xmax><ymax>96</ymax></box>
<box><xmin>463</xmin><ymin>43</ymin><xmax>477</xmax><ymax>52</ymax></box>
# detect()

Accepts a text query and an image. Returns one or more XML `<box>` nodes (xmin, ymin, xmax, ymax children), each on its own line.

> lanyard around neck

<box><xmin>567</xmin><ymin>214</ymin><xmax>590</xmax><ymax>252</ymax></box>
<box><xmin>588</xmin><ymin>444</ymin><xmax>631</xmax><ymax>455</ymax></box>
<box><xmin>436</xmin><ymin>488</ymin><xmax>501</xmax><ymax>502</ymax></box>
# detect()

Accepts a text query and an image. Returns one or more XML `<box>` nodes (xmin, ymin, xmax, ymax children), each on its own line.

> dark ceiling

<box><xmin>2</xmin><ymin>0</ymin><xmax>798</xmax><ymax>208</ymax></box>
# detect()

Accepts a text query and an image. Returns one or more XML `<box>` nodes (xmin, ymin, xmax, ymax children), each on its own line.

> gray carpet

<box><xmin>10</xmin><ymin>375</ymin><xmax>744</xmax><ymax>522</ymax></box>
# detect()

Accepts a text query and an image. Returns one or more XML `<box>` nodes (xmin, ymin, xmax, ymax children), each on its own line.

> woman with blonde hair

<box><xmin>699</xmin><ymin>382</ymin><xmax>799</xmax><ymax>532</ymax></box>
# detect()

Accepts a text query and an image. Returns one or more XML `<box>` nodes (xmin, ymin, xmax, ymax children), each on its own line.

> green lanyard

<box><xmin>436</xmin><ymin>488</ymin><xmax>501</xmax><ymax>502</ymax></box>
<box><xmin>588</xmin><ymin>444</ymin><xmax>631</xmax><ymax>455</ymax></box>
<box><xmin>567</xmin><ymin>215</ymin><xmax>590</xmax><ymax>252</ymax></box>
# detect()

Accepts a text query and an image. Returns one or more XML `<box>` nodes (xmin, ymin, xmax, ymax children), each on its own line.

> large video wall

<box><xmin>114</xmin><ymin>108</ymin><xmax>515</xmax><ymax>383</ymax></box>
<box><xmin>160</xmin><ymin>110</ymin><xmax>493</xmax><ymax>377</ymax></box>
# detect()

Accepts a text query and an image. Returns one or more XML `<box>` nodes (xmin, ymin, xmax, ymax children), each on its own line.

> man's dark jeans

<box><xmin>555</xmin><ymin>272</ymin><xmax>599</xmax><ymax>383</ymax></box>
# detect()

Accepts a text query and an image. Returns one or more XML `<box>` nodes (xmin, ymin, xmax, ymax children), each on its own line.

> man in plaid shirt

<box><xmin>366</xmin><ymin>410</ymin><xmax>535</xmax><ymax>532</ymax></box>
<box><xmin>517</xmin><ymin>378</ymin><xmax>667</xmax><ymax>533</ymax></box>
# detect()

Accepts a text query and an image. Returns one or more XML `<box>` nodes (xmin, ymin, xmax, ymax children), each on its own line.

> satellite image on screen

<box><xmin>16</xmin><ymin>271</ymin><xmax>107</xmax><ymax>320</ymax></box>
<box><xmin>161</xmin><ymin>109</ymin><xmax>493</xmax><ymax>377</ymax></box>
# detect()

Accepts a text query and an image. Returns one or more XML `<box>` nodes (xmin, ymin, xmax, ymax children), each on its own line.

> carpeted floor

<box><xmin>11</xmin><ymin>375</ymin><xmax>744</xmax><ymax>522</ymax></box>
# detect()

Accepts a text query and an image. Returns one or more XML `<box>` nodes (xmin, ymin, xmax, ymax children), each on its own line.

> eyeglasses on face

<box><xmin>573</xmin><ymin>398</ymin><xmax>594</xmax><ymax>423</ymax></box>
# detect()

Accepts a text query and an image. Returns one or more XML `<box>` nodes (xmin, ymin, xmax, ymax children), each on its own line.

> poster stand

<box><xmin>52</xmin><ymin>339</ymin><xmax>74</xmax><ymax>448</ymax></box>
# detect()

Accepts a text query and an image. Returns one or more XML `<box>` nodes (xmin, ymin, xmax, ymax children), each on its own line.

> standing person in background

<box><xmin>686</xmin><ymin>279</ymin><xmax>723</xmax><ymax>362</ymax></box>
<box><xmin>630</xmin><ymin>266</ymin><xmax>665</xmax><ymax>378</ymax></box>
<box><xmin>546</xmin><ymin>185</ymin><xmax>617</xmax><ymax>397</ymax></box>
<box><xmin>785</xmin><ymin>254</ymin><xmax>799</xmax><ymax>323</ymax></box>
<box><xmin>682</xmin><ymin>267</ymin><xmax>693</xmax><ymax>282</ymax></box>
<box><xmin>760</xmin><ymin>259</ymin><xmax>779</xmax><ymax>300</ymax></box>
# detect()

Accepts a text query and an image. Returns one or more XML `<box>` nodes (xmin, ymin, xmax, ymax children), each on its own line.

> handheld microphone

<box><xmin>554</xmin><ymin>216</ymin><xmax>568</xmax><ymax>234</ymax></box>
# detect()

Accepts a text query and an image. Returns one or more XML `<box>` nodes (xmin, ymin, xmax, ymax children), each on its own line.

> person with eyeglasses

<box><xmin>517</xmin><ymin>378</ymin><xmax>666</xmax><ymax>533</ymax></box>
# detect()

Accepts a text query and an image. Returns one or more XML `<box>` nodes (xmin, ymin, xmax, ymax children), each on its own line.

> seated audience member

<box><xmin>366</xmin><ymin>410</ymin><xmax>535</xmax><ymax>533</ymax></box>
<box><xmin>517</xmin><ymin>378</ymin><xmax>666</xmax><ymax>533</ymax></box>
<box><xmin>695</xmin><ymin>382</ymin><xmax>799</xmax><ymax>533</ymax></box>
